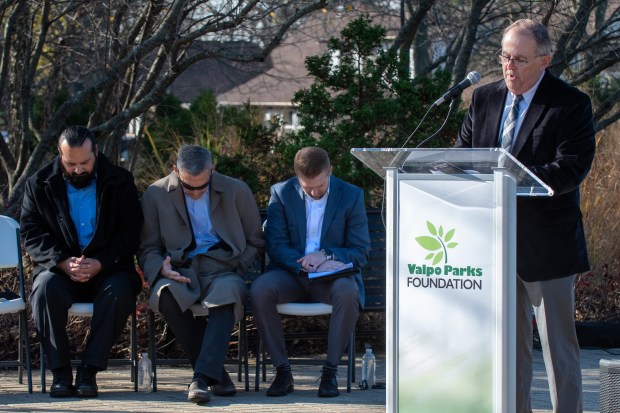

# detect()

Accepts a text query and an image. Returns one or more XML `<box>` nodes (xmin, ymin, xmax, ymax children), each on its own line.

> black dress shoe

<box><xmin>188</xmin><ymin>378</ymin><xmax>211</xmax><ymax>404</ymax></box>
<box><xmin>318</xmin><ymin>366</ymin><xmax>339</xmax><ymax>397</ymax></box>
<box><xmin>266</xmin><ymin>367</ymin><xmax>294</xmax><ymax>397</ymax></box>
<box><xmin>75</xmin><ymin>365</ymin><xmax>98</xmax><ymax>398</ymax></box>
<box><xmin>50</xmin><ymin>367</ymin><xmax>73</xmax><ymax>398</ymax></box>
<box><xmin>211</xmin><ymin>369</ymin><xmax>236</xmax><ymax>396</ymax></box>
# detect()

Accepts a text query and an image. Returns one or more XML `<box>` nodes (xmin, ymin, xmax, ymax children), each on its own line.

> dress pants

<box><xmin>158</xmin><ymin>288</ymin><xmax>234</xmax><ymax>384</ymax></box>
<box><xmin>516</xmin><ymin>275</ymin><xmax>582</xmax><ymax>413</ymax></box>
<box><xmin>30</xmin><ymin>269</ymin><xmax>139</xmax><ymax>371</ymax></box>
<box><xmin>250</xmin><ymin>268</ymin><xmax>359</xmax><ymax>368</ymax></box>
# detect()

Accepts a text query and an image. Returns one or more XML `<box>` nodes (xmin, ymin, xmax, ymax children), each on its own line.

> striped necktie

<box><xmin>500</xmin><ymin>94</ymin><xmax>523</xmax><ymax>151</ymax></box>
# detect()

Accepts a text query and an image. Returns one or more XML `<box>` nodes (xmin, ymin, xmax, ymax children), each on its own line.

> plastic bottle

<box><xmin>361</xmin><ymin>347</ymin><xmax>376</xmax><ymax>389</ymax></box>
<box><xmin>138</xmin><ymin>352</ymin><xmax>153</xmax><ymax>392</ymax></box>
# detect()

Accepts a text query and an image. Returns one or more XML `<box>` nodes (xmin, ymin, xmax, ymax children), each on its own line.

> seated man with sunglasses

<box><xmin>139</xmin><ymin>144</ymin><xmax>264</xmax><ymax>404</ymax></box>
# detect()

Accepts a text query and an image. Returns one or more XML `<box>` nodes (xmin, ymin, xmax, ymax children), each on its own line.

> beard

<box><xmin>62</xmin><ymin>161</ymin><xmax>97</xmax><ymax>189</ymax></box>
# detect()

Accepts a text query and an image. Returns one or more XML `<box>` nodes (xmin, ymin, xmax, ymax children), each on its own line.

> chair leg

<box><xmin>255</xmin><ymin>338</ymin><xmax>261</xmax><ymax>391</ymax></box>
<box><xmin>131</xmin><ymin>310</ymin><xmax>138</xmax><ymax>392</ymax></box>
<box><xmin>236</xmin><ymin>321</ymin><xmax>242</xmax><ymax>383</ymax></box>
<box><xmin>18</xmin><ymin>314</ymin><xmax>23</xmax><ymax>385</ymax></box>
<box><xmin>241</xmin><ymin>317</ymin><xmax>250</xmax><ymax>391</ymax></box>
<box><xmin>351</xmin><ymin>329</ymin><xmax>356</xmax><ymax>383</ymax></box>
<box><xmin>40</xmin><ymin>343</ymin><xmax>46</xmax><ymax>393</ymax></box>
<box><xmin>148</xmin><ymin>309</ymin><xmax>158</xmax><ymax>392</ymax></box>
<box><xmin>262</xmin><ymin>342</ymin><xmax>267</xmax><ymax>382</ymax></box>
<box><xmin>20</xmin><ymin>310</ymin><xmax>33</xmax><ymax>393</ymax></box>
<box><xmin>347</xmin><ymin>331</ymin><xmax>354</xmax><ymax>393</ymax></box>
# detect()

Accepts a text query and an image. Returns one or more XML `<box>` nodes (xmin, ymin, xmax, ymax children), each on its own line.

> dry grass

<box><xmin>581</xmin><ymin>125</ymin><xmax>620</xmax><ymax>273</ymax></box>
<box><xmin>576</xmin><ymin>124</ymin><xmax>620</xmax><ymax>321</ymax></box>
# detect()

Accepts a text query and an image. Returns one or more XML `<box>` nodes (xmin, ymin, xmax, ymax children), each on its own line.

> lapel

<box><xmin>209</xmin><ymin>173</ymin><xmax>221</xmax><ymax>216</ymax></box>
<box><xmin>208</xmin><ymin>173</ymin><xmax>228</xmax><ymax>246</ymax></box>
<box><xmin>166</xmin><ymin>173</ymin><xmax>190</xmax><ymax>226</ymax></box>
<box><xmin>48</xmin><ymin>174</ymin><xmax>80</xmax><ymax>249</ymax></box>
<box><xmin>166</xmin><ymin>173</ymin><xmax>197</xmax><ymax>253</ymax></box>
<box><xmin>45</xmin><ymin>159</ymin><xmax>80</xmax><ymax>249</ymax></box>
<box><xmin>291</xmin><ymin>179</ymin><xmax>307</xmax><ymax>245</ymax></box>
<box><xmin>321</xmin><ymin>176</ymin><xmax>340</xmax><ymax>243</ymax></box>
<box><xmin>486</xmin><ymin>81</ymin><xmax>509</xmax><ymax>148</ymax></box>
<box><xmin>511</xmin><ymin>71</ymin><xmax>552</xmax><ymax>156</ymax></box>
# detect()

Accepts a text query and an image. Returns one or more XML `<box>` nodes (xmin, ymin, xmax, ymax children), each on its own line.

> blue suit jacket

<box><xmin>264</xmin><ymin>175</ymin><xmax>371</xmax><ymax>308</ymax></box>
<box><xmin>455</xmin><ymin>71</ymin><xmax>595</xmax><ymax>282</ymax></box>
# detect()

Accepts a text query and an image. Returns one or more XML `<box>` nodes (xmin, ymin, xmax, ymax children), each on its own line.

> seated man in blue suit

<box><xmin>251</xmin><ymin>146</ymin><xmax>370</xmax><ymax>398</ymax></box>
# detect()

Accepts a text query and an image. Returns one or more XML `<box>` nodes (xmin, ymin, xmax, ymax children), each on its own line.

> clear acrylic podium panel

<box><xmin>352</xmin><ymin>147</ymin><xmax>528</xmax><ymax>412</ymax></box>
<box><xmin>351</xmin><ymin>147</ymin><xmax>553</xmax><ymax>197</ymax></box>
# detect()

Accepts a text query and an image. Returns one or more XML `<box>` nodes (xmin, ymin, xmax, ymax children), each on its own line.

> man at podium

<box><xmin>455</xmin><ymin>19</ymin><xmax>596</xmax><ymax>413</ymax></box>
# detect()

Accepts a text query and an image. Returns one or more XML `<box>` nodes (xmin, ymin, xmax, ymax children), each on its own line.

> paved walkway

<box><xmin>0</xmin><ymin>348</ymin><xmax>617</xmax><ymax>412</ymax></box>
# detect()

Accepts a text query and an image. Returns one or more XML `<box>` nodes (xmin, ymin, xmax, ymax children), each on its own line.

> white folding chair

<box><xmin>39</xmin><ymin>302</ymin><xmax>138</xmax><ymax>392</ymax></box>
<box><xmin>0</xmin><ymin>215</ymin><xmax>33</xmax><ymax>393</ymax></box>
<box><xmin>256</xmin><ymin>302</ymin><xmax>354</xmax><ymax>393</ymax></box>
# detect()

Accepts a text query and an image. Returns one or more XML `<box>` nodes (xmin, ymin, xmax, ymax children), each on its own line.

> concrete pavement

<box><xmin>0</xmin><ymin>347</ymin><xmax>617</xmax><ymax>412</ymax></box>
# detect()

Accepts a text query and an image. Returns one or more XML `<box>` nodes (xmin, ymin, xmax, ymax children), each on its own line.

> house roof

<box><xmin>167</xmin><ymin>6</ymin><xmax>400</xmax><ymax>107</ymax></box>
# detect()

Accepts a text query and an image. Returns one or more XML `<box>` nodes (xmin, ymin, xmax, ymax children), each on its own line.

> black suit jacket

<box><xmin>455</xmin><ymin>71</ymin><xmax>595</xmax><ymax>282</ymax></box>
<box><xmin>20</xmin><ymin>154</ymin><xmax>143</xmax><ymax>280</ymax></box>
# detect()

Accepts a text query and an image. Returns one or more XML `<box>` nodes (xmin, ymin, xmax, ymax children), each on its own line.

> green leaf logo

<box><xmin>415</xmin><ymin>221</ymin><xmax>458</xmax><ymax>265</ymax></box>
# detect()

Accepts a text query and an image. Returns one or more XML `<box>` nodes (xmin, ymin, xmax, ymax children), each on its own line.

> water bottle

<box><xmin>138</xmin><ymin>352</ymin><xmax>153</xmax><ymax>392</ymax></box>
<box><xmin>361</xmin><ymin>347</ymin><xmax>376</xmax><ymax>389</ymax></box>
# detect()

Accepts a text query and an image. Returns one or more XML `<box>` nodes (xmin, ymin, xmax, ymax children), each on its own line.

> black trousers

<box><xmin>159</xmin><ymin>288</ymin><xmax>234</xmax><ymax>385</ymax></box>
<box><xmin>30</xmin><ymin>269</ymin><xmax>140</xmax><ymax>371</ymax></box>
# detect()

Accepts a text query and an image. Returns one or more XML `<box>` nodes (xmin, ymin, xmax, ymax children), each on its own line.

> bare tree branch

<box><xmin>1</xmin><ymin>0</ymin><xmax>328</xmax><ymax>212</ymax></box>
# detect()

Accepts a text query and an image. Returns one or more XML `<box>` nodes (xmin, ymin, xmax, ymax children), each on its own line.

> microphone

<box><xmin>432</xmin><ymin>71</ymin><xmax>481</xmax><ymax>107</ymax></box>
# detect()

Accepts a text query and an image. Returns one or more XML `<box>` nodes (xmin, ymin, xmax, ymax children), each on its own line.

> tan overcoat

<box><xmin>138</xmin><ymin>171</ymin><xmax>264</xmax><ymax>321</ymax></box>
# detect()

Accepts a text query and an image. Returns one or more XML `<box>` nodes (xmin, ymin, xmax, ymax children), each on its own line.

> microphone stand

<box><xmin>415</xmin><ymin>98</ymin><xmax>458</xmax><ymax>148</ymax></box>
<box><xmin>388</xmin><ymin>97</ymin><xmax>459</xmax><ymax>168</ymax></box>
<box><xmin>382</xmin><ymin>96</ymin><xmax>460</xmax><ymax>228</ymax></box>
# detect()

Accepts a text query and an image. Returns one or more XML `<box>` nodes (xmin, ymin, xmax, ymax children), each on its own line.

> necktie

<box><xmin>501</xmin><ymin>94</ymin><xmax>523</xmax><ymax>151</ymax></box>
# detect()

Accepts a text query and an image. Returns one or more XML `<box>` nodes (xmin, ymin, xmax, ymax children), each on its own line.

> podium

<box><xmin>351</xmin><ymin>148</ymin><xmax>552</xmax><ymax>413</ymax></box>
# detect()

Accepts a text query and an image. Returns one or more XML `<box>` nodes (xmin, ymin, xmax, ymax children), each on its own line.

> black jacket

<box><xmin>20</xmin><ymin>153</ymin><xmax>143</xmax><ymax>279</ymax></box>
<box><xmin>455</xmin><ymin>71</ymin><xmax>596</xmax><ymax>282</ymax></box>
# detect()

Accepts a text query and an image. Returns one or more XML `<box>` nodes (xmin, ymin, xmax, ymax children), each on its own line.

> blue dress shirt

<box><xmin>67</xmin><ymin>179</ymin><xmax>97</xmax><ymax>250</ymax></box>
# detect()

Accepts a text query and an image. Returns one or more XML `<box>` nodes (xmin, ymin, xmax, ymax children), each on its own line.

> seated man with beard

<box><xmin>21</xmin><ymin>125</ymin><xmax>143</xmax><ymax>398</ymax></box>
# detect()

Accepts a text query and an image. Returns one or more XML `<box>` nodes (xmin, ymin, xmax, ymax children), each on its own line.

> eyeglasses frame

<box><xmin>495</xmin><ymin>49</ymin><xmax>547</xmax><ymax>68</ymax></box>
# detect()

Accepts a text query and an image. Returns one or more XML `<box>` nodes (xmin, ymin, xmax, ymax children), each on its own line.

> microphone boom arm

<box><xmin>415</xmin><ymin>98</ymin><xmax>458</xmax><ymax>149</ymax></box>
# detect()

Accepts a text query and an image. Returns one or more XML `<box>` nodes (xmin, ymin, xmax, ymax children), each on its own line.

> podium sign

<box><xmin>351</xmin><ymin>148</ymin><xmax>552</xmax><ymax>413</ymax></box>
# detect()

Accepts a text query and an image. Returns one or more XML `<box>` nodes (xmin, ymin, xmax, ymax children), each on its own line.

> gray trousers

<box><xmin>516</xmin><ymin>275</ymin><xmax>582</xmax><ymax>413</ymax></box>
<box><xmin>250</xmin><ymin>268</ymin><xmax>359</xmax><ymax>369</ymax></box>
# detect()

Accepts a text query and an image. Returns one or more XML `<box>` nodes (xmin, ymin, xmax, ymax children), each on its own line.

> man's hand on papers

<box><xmin>297</xmin><ymin>251</ymin><xmax>329</xmax><ymax>272</ymax></box>
<box><xmin>307</xmin><ymin>262</ymin><xmax>355</xmax><ymax>280</ymax></box>
<box><xmin>315</xmin><ymin>260</ymin><xmax>346</xmax><ymax>272</ymax></box>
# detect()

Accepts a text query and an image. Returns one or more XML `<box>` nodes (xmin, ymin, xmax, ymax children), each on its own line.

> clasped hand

<box><xmin>297</xmin><ymin>251</ymin><xmax>346</xmax><ymax>273</ymax></box>
<box><xmin>60</xmin><ymin>255</ymin><xmax>102</xmax><ymax>283</ymax></box>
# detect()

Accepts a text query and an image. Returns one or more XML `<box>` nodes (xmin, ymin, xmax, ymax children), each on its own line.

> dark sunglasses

<box><xmin>178</xmin><ymin>176</ymin><xmax>210</xmax><ymax>191</ymax></box>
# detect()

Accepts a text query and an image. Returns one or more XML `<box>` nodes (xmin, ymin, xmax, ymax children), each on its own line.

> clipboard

<box><xmin>306</xmin><ymin>262</ymin><xmax>358</xmax><ymax>281</ymax></box>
